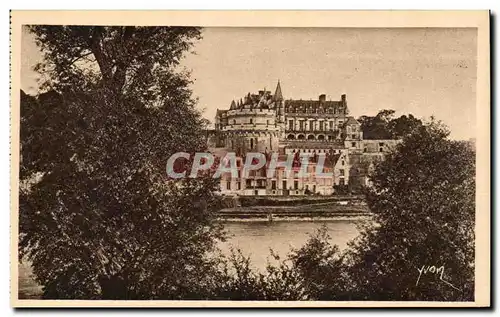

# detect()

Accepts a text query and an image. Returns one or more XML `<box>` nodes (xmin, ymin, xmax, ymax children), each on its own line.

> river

<box><xmin>217</xmin><ymin>219</ymin><xmax>363</xmax><ymax>271</ymax></box>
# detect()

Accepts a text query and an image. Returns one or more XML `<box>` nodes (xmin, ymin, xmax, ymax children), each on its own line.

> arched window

<box><xmin>298</xmin><ymin>134</ymin><xmax>305</xmax><ymax>140</ymax></box>
<box><xmin>307</xmin><ymin>135</ymin><xmax>315</xmax><ymax>140</ymax></box>
<box><xmin>287</xmin><ymin>134</ymin><xmax>295</xmax><ymax>140</ymax></box>
<box><xmin>250</xmin><ymin>118</ymin><xmax>253</xmax><ymax>124</ymax></box>
<box><xmin>250</xmin><ymin>138</ymin><xmax>254</xmax><ymax>149</ymax></box>
<box><xmin>318</xmin><ymin>135</ymin><xmax>325</xmax><ymax>140</ymax></box>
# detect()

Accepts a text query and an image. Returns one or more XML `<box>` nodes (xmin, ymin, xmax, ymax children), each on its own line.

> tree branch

<box><xmin>67</xmin><ymin>51</ymin><xmax>94</xmax><ymax>67</ymax></box>
<box><xmin>88</xmin><ymin>27</ymin><xmax>111</xmax><ymax>83</ymax></box>
<box><xmin>111</xmin><ymin>26</ymin><xmax>136</xmax><ymax>94</ymax></box>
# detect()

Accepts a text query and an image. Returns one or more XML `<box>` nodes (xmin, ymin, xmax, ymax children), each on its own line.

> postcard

<box><xmin>10</xmin><ymin>10</ymin><xmax>490</xmax><ymax>308</ymax></box>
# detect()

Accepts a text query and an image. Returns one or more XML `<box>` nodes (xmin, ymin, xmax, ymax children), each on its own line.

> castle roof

<box><xmin>232</xmin><ymin>87</ymin><xmax>278</xmax><ymax>111</ymax></box>
<box><xmin>223</xmin><ymin>82</ymin><xmax>348</xmax><ymax>115</ymax></box>
<box><xmin>285</xmin><ymin>99</ymin><xmax>345</xmax><ymax>114</ymax></box>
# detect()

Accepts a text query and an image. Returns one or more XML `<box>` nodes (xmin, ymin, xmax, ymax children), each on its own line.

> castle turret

<box><xmin>274</xmin><ymin>80</ymin><xmax>285</xmax><ymax>123</ymax></box>
<box><xmin>274</xmin><ymin>80</ymin><xmax>283</xmax><ymax>101</ymax></box>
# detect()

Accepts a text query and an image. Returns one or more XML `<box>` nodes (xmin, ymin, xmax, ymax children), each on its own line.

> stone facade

<box><xmin>207</xmin><ymin>81</ymin><xmax>399</xmax><ymax>196</ymax></box>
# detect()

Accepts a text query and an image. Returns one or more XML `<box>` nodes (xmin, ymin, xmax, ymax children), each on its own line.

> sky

<box><xmin>21</xmin><ymin>27</ymin><xmax>477</xmax><ymax>140</ymax></box>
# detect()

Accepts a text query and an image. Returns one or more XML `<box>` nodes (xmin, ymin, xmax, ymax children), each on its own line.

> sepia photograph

<box><xmin>9</xmin><ymin>11</ymin><xmax>490</xmax><ymax>308</ymax></box>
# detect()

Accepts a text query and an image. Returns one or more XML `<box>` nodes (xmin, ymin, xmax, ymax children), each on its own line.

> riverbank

<box><xmin>218</xmin><ymin>214</ymin><xmax>371</xmax><ymax>222</ymax></box>
<box><xmin>216</xmin><ymin>196</ymin><xmax>371</xmax><ymax>221</ymax></box>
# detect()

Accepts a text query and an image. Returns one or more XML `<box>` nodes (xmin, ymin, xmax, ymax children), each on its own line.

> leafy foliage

<box><xmin>20</xmin><ymin>26</ymin><xmax>225</xmax><ymax>299</ymax></box>
<box><xmin>348</xmin><ymin>120</ymin><xmax>475</xmax><ymax>301</ymax></box>
<box><xmin>29</xmin><ymin>26</ymin><xmax>201</xmax><ymax>99</ymax></box>
<box><xmin>358</xmin><ymin>109</ymin><xmax>423</xmax><ymax>140</ymax></box>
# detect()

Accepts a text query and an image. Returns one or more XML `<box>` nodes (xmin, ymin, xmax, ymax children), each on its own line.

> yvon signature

<box><xmin>415</xmin><ymin>265</ymin><xmax>461</xmax><ymax>291</ymax></box>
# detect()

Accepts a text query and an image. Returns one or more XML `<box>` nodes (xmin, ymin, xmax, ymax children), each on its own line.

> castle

<box><xmin>207</xmin><ymin>81</ymin><xmax>399</xmax><ymax>196</ymax></box>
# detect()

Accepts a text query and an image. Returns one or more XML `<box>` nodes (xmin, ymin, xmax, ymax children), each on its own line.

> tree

<box><xmin>29</xmin><ymin>26</ymin><xmax>201</xmax><ymax>98</ymax></box>
<box><xmin>19</xmin><ymin>26</ymin><xmax>225</xmax><ymax>299</ymax></box>
<box><xmin>387</xmin><ymin>114</ymin><xmax>423</xmax><ymax>139</ymax></box>
<box><xmin>358</xmin><ymin>110</ymin><xmax>423</xmax><ymax>140</ymax></box>
<box><xmin>345</xmin><ymin>121</ymin><xmax>475</xmax><ymax>300</ymax></box>
<box><xmin>268</xmin><ymin>121</ymin><xmax>475</xmax><ymax>301</ymax></box>
<box><xmin>358</xmin><ymin>110</ymin><xmax>394</xmax><ymax>139</ymax></box>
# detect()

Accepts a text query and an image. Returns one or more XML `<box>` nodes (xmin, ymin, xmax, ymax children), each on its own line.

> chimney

<box><xmin>341</xmin><ymin>94</ymin><xmax>346</xmax><ymax>105</ymax></box>
<box><xmin>319</xmin><ymin>94</ymin><xmax>326</xmax><ymax>102</ymax></box>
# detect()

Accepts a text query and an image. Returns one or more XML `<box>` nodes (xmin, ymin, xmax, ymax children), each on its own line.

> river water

<box><xmin>217</xmin><ymin>219</ymin><xmax>363</xmax><ymax>271</ymax></box>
